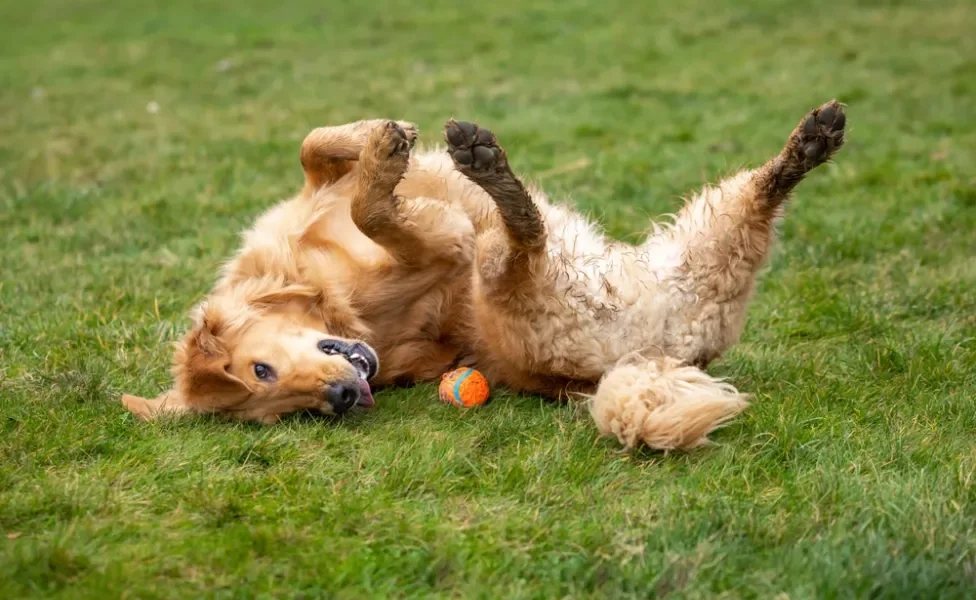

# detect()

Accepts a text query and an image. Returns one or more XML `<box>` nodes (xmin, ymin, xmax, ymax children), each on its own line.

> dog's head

<box><xmin>121</xmin><ymin>281</ymin><xmax>379</xmax><ymax>424</ymax></box>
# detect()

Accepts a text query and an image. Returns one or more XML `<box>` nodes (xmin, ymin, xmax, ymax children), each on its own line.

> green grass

<box><xmin>2</xmin><ymin>0</ymin><xmax>975</xmax><ymax>597</ymax></box>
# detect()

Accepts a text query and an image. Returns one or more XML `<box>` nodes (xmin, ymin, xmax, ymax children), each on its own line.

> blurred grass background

<box><xmin>1</xmin><ymin>0</ymin><xmax>975</xmax><ymax>597</ymax></box>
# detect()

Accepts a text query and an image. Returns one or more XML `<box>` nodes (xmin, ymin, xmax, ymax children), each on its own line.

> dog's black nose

<box><xmin>326</xmin><ymin>381</ymin><xmax>360</xmax><ymax>414</ymax></box>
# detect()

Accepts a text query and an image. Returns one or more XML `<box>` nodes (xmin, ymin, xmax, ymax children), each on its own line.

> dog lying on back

<box><xmin>122</xmin><ymin>101</ymin><xmax>846</xmax><ymax>450</ymax></box>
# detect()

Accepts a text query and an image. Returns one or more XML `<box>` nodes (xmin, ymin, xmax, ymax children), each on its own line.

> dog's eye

<box><xmin>253</xmin><ymin>363</ymin><xmax>275</xmax><ymax>381</ymax></box>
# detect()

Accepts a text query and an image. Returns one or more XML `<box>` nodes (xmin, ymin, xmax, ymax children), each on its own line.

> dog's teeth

<box><xmin>344</xmin><ymin>352</ymin><xmax>370</xmax><ymax>380</ymax></box>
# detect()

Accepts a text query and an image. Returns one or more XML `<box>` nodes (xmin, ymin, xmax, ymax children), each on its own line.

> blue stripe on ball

<box><xmin>451</xmin><ymin>368</ymin><xmax>473</xmax><ymax>405</ymax></box>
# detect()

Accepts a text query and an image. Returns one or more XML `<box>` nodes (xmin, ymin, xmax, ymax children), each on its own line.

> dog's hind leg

<box><xmin>648</xmin><ymin>100</ymin><xmax>847</xmax><ymax>367</ymax></box>
<box><xmin>663</xmin><ymin>101</ymin><xmax>846</xmax><ymax>291</ymax></box>
<box><xmin>586</xmin><ymin>101</ymin><xmax>847</xmax><ymax>451</ymax></box>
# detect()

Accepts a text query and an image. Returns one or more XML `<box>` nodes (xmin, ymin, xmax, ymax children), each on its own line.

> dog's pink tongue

<box><xmin>357</xmin><ymin>379</ymin><xmax>375</xmax><ymax>408</ymax></box>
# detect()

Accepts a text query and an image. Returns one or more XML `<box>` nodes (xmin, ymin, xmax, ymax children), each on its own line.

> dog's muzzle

<box><xmin>317</xmin><ymin>339</ymin><xmax>379</xmax><ymax>411</ymax></box>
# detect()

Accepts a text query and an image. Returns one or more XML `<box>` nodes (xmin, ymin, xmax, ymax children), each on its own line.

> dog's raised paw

<box><xmin>791</xmin><ymin>100</ymin><xmax>846</xmax><ymax>170</ymax></box>
<box><xmin>360</xmin><ymin>120</ymin><xmax>414</xmax><ymax>185</ymax></box>
<box><xmin>395</xmin><ymin>121</ymin><xmax>419</xmax><ymax>149</ymax></box>
<box><xmin>444</xmin><ymin>120</ymin><xmax>503</xmax><ymax>172</ymax></box>
<box><xmin>378</xmin><ymin>120</ymin><xmax>414</xmax><ymax>158</ymax></box>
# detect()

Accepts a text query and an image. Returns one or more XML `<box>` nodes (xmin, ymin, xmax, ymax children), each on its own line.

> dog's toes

<box><xmin>452</xmin><ymin>148</ymin><xmax>474</xmax><ymax>166</ymax></box>
<box><xmin>472</xmin><ymin>145</ymin><xmax>500</xmax><ymax>170</ymax></box>
<box><xmin>379</xmin><ymin>120</ymin><xmax>411</xmax><ymax>157</ymax></box>
<box><xmin>396</xmin><ymin>121</ymin><xmax>419</xmax><ymax>149</ymax></box>
<box><xmin>445</xmin><ymin>120</ymin><xmax>477</xmax><ymax>149</ymax></box>
<box><xmin>444</xmin><ymin>120</ymin><xmax>504</xmax><ymax>173</ymax></box>
<box><xmin>787</xmin><ymin>100</ymin><xmax>847</xmax><ymax>172</ymax></box>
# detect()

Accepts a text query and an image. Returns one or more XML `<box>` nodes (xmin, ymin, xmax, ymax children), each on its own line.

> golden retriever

<box><xmin>122</xmin><ymin>101</ymin><xmax>846</xmax><ymax>450</ymax></box>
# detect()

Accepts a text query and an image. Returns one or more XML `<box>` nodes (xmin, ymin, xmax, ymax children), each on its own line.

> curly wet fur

<box><xmin>122</xmin><ymin>102</ymin><xmax>847</xmax><ymax>450</ymax></box>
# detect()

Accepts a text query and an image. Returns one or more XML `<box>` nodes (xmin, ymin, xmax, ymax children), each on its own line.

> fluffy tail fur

<box><xmin>590</xmin><ymin>357</ymin><xmax>749</xmax><ymax>451</ymax></box>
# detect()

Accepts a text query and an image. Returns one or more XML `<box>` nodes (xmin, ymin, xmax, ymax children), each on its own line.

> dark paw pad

<box><xmin>793</xmin><ymin>100</ymin><xmax>846</xmax><ymax>169</ymax></box>
<box><xmin>444</xmin><ymin>120</ymin><xmax>503</xmax><ymax>172</ymax></box>
<box><xmin>446</xmin><ymin>121</ymin><xmax>477</xmax><ymax>147</ymax></box>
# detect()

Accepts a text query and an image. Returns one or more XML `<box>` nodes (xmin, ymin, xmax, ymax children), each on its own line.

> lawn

<box><xmin>1</xmin><ymin>0</ymin><xmax>975</xmax><ymax>597</ymax></box>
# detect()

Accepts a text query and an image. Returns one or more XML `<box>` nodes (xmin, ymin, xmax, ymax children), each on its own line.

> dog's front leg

<box><xmin>443</xmin><ymin>120</ymin><xmax>550</xmax><ymax>298</ymax></box>
<box><xmin>349</xmin><ymin>121</ymin><xmax>426</xmax><ymax>265</ymax></box>
<box><xmin>351</xmin><ymin>121</ymin><xmax>474</xmax><ymax>269</ymax></box>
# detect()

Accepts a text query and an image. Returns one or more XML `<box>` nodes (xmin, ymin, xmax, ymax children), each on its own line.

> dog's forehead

<box><xmin>231</xmin><ymin>321</ymin><xmax>328</xmax><ymax>367</ymax></box>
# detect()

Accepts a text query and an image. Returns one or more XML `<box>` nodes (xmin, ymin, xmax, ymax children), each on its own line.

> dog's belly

<box><xmin>369</xmin><ymin>152</ymin><xmax>747</xmax><ymax>383</ymax></box>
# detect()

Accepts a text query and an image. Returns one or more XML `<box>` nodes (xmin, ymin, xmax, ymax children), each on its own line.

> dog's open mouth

<box><xmin>346</xmin><ymin>352</ymin><xmax>372</xmax><ymax>380</ymax></box>
<box><xmin>345</xmin><ymin>344</ymin><xmax>379</xmax><ymax>409</ymax></box>
<box><xmin>348</xmin><ymin>351</ymin><xmax>375</xmax><ymax>408</ymax></box>
<box><xmin>318</xmin><ymin>340</ymin><xmax>379</xmax><ymax>409</ymax></box>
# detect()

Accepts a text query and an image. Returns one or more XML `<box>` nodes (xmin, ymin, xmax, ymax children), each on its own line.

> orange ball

<box><xmin>439</xmin><ymin>368</ymin><xmax>490</xmax><ymax>407</ymax></box>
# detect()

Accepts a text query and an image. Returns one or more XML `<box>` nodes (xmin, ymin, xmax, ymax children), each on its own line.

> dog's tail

<box><xmin>589</xmin><ymin>356</ymin><xmax>749</xmax><ymax>451</ymax></box>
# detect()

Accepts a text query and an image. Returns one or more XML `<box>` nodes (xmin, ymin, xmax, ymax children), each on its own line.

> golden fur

<box><xmin>123</xmin><ymin>102</ymin><xmax>847</xmax><ymax>450</ymax></box>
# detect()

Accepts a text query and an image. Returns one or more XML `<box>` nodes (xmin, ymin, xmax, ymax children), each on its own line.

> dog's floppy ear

<box><xmin>122</xmin><ymin>300</ymin><xmax>248</xmax><ymax>421</ymax></box>
<box><xmin>170</xmin><ymin>301</ymin><xmax>250</xmax><ymax>411</ymax></box>
<box><xmin>121</xmin><ymin>389</ymin><xmax>190</xmax><ymax>420</ymax></box>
